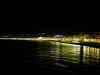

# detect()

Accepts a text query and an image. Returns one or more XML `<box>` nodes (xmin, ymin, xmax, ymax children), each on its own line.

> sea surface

<box><xmin>1</xmin><ymin>40</ymin><xmax>100</xmax><ymax>74</ymax></box>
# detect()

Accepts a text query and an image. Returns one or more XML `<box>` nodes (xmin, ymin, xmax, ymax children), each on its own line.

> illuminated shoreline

<box><xmin>1</xmin><ymin>37</ymin><xmax>100</xmax><ymax>48</ymax></box>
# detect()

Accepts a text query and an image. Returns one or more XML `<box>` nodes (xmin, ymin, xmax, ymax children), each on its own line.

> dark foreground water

<box><xmin>1</xmin><ymin>40</ymin><xmax>100</xmax><ymax>74</ymax></box>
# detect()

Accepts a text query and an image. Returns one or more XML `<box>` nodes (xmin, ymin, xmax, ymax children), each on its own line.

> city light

<box><xmin>0</xmin><ymin>32</ymin><xmax>100</xmax><ymax>43</ymax></box>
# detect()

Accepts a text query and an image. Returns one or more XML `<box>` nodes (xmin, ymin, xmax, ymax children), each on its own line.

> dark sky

<box><xmin>1</xmin><ymin>5</ymin><xmax>100</xmax><ymax>34</ymax></box>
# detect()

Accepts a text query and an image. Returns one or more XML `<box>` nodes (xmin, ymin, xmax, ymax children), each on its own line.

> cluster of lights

<box><xmin>79</xmin><ymin>39</ymin><xmax>82</xmax><ymax>40</ymax></box>
<box><xmin>90</xmin><ymin>39</ymin><xmax>100</xmax><ymax>40</ymax></box>
<box><xmin>0</xmin><ymin>37</ymin><xmax>100</xmax><ymax>42</ymax></box>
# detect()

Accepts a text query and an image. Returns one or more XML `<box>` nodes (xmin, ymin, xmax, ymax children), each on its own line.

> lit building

<box><xmin>95</xmin><ymin>35</ymin><xmax>100</xmax><ymax>39</ymax></box>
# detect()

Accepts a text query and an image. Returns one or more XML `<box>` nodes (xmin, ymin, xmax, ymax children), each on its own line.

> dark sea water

<box><xmin>1</xmin><ymin>40</ymin><xmax>100</xmax><ymax>74</ymax></box>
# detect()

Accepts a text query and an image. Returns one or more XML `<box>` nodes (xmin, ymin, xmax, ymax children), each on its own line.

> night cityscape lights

<box><xmin>1</xmin><ymin>32</ymin><xmax>100</xmax><ymax>43</ymax></box>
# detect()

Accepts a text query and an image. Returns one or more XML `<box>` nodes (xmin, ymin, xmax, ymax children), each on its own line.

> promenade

<box><xmin>0</xmin><ymin>37</ymin><xmax>100</xmax><ymax>48</ymax></box>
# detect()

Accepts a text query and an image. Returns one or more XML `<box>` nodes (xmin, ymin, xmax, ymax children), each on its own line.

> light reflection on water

<box><xmin>55</xmin><ymin>42</ymin><xmax>81</xmax><ymax>65</ymax></box>
<box><xmin>1</xmin><ymin>40</ymin><xmax>100</xmax><ymax>74</ymax></box>
<box><xmin>36</xmin><ymin>40</ymin><xmax>100</xmax><ymax>68</ymax></box>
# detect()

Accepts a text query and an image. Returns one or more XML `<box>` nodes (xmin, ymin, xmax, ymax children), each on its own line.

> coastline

<box><xmin>0</xmin><ymin>39</ymin><xmax>100</xmax><ymax>48</ymax></box>
<box><xmin>63</xmin><ymin>42</ymin><xmax>100</xmax><ymax>48</ymax></box>
<box><xmin>53</xmin><ymin>40</ymin><xmax>100</xmax><ymax>48</ymax></box>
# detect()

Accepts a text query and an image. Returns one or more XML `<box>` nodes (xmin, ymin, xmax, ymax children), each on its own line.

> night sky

<box><xmin>1</xmin><ymin>5</ymin><xmax>100</xmax><ymax>34</ymax></box>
